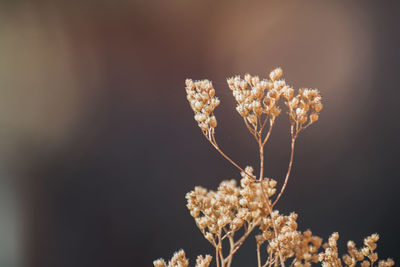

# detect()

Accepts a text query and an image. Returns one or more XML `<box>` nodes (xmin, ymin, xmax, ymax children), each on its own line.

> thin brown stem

<box><xmin>224</xmin><ymin>221</ymin><xmax>259</xmax><ymax>263</ymax></box>
<box><xmin>259</xmin><ymin>116</ymin><xmax>269</xmax><ymax>134</ymax></box>
<box><xmin>274</xmin><ymin>255</ymin><xmax>279</xmax><ymax>267</ymax></box>
<box><xmin>218</xmin><ymin>233</ymin><xmax>225</xmax><ymax>267</ymax></box>
<box><xmin>262</xmin><ymin>119</ymin><xmax>275</xmax><ymax>147</ymax></box>
<box><xmin>201</xmin><ymin>131</ymin><xmax>253</xmax><ymax>178</ymax></box>
<box><xmin>216</xmin><ymin>245</ymin><xmax>220</xmax><ymax>267</ymax></box>
<box><xmin>244</xmin><ymin>118</ymin><xmax>259</xmax><ymax>141</ymax></box>
<box><xmin>258</xmin><ymin>137</ymin><xmax>285</xmax><ymax>267</ymax></box>
<box><xmin>267</xmin><ymin>257</ymin><xmax>275</xmax><ymax>267</ymax></box>
<box><xmin>264</xmin><ymin>256</ymin><xmax>274</xmax><ymax>267</ymax></box>
<box><xmin>257</xmin><ymin>244</ymin><xmax>262</xmax><ymax>267</ymax></box>
<box><xmin>272</xmin><ymin>133</ymin><xmax>296</xmax><ymax>208</ymax></box>
<box><xmin>226</xmin><ymin>235</ymin><xmax>235</xmax><ymax>267</ymax></box>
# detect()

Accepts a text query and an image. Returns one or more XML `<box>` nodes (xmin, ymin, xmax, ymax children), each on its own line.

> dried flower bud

<box><xmin>209</xmin><ymin>116</ymin><xmax>217</xmax><ymax>128</ymax></box>
<box><xmin>153</xmin><ymin>259</ymin><xmax>167</xmax><ymax>267</ymax></box>
<box><xmin>247</xmin><ymin>114</ymin><xmax>257</xmax><ymax>124</ymax></box>
<box><xmin>205</xmin><ymin>232</ymin><xmax>214</xmax><ymax>243</ymax></box>
<box><xmin>310</xmin><ymin>113</ymin><xmax>319</xmax><ymax>123</ymax></box>
<box><xmin>195</xmin><ymin>255</ymin><xmax>212</xmax><ymax>267</ymax></box>
<box><xmin>314</xmin><ymin>102</ymin><xmax>323</xmax><ymax>112</ymax></box>
<box><xmin>269</xmin><ymin>67</ymin><xmax>283</xmax><ymax>81</ymax></box>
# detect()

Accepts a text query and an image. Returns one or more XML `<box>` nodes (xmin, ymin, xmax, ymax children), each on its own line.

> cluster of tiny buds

<box><xmin>185</xmin><ymin>166</ymin><xmax>277</xmax><ymax>246</ymax></box>
<box><xmin>153</xmin><ymin>250</ymin><xmax>188</xmax><ymax>267</ymax></box>
<box><xmin>286</xmin><ymin>88</ymin><xmax>323</xmax><ymax>135</ymax></box>
<box><xmin>257</xmin><ymin>211</ymin><xmax>304</xmax><ymax>261</ymax></box>
<box><xmin>227</xmin><ymin>68</ymin><xmax>285</xmax><ymax>127</ymax></box>
<box><xmin>319</xmin><ymin>232</ymin><xmax>342</xmax><ymax>267</ymax></box>
<box><xmin>185</xmin><ymin>79</ymin><xmax>220</xmax><ymax>132</ymax></box>
<box><xmin>153</xmin><ymin>250</ymin><xmax>212</xmax><ymax>267</ymax></box>
<box><xmin>293</xmin><ymin>230</ymin><xmax>323</xmax><ymax>266</ymax></box>
<box><xmin>319</xmin><ymin>233</ymin><xmax>394</xmax><ymax>267</ymax></box>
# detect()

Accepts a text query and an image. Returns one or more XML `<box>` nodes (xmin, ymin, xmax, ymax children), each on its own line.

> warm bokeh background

<box><xmin>0</xmin><ymin>1</ymin><xmax>399</xmax><ymax>266</ymax></box>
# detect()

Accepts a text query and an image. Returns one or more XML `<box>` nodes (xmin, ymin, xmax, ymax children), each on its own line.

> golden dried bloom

<box><xmin>378</xmin><ymin>258</ymin><xmax>395</xmax><ymax>267</ymax></box>
<box><xmin>319</xmin><ymin>233</ymin><xmax>342</xmax><ymax>267</ymax></box>
<box><xmin>168</xmin><ymin>250</ymin><xmax>189</xmax><ymax>267</ymax></box>
<box><xmin>269</xmin><ymin>67</ymin><xmax>283</xmax><ymax>81</ymax></box>
<box><xmin>294</xmin><ymin>230</ymin><xmax>323</xmax><ymax>265</ymax></box>
<box><xmin>154</xmin><ymin>250</ymin><xmax>189</xmax><ymax>267</ymax></box>
<box><xmin>318</xmin><ymin>233</ymin><xmax>393</xmax><ymax>267</ymax></box>
<box><xmin>310</xmin><ymin>113</ymin><xmax>319</xmax><ymax>123</ymax></box>
<box><xmin>364</xmin><ymin>234</ymin><xmax>379</xmax><ymax>251</ymax></box>
<box><xmin>186</xmin><ymin>166</ymin><xmax>277</xmax><ymax>246</ymax></box>
<box><xmin>153</xmin><ymin>69</ymin><xmax>393</xmax><ymax>267</ymax></box>
<box><xmin>195</xmin><ymin>255</ymin><xmax>213</xmax><ymax>267</ymax></box>
<box><xmin>185</xmin><ymin>79</ymin><xmax>220</xmax><ymax>133</ymax></box>
<box><xmin>153</xmin><ymin>258</ymin><xmax>167</xmax><ymax>267</ymax></box>
<box><xmin>228</xmin><ymin>68</ymin><xmax>287</xmax><ymax>127</ymax></box>
<box><xmin>286</xmin><ymin>87</ymin><xmax>323</xmax><ymax>135</ymax></box>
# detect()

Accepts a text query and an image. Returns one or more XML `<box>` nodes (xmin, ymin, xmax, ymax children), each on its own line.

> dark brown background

<box><xmin>0</xmin><ymin>1</ymin><xmax>399</xmax><ymax>266</ymax></box>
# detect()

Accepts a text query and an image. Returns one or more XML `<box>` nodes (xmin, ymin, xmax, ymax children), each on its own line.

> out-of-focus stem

<box><xmin>257</xmin><ymin>244</ymin><xmax>262</xmax><ymax>267</ymax></box>
<box><xmin>258</xmin><ymin>138</ymin><xmax>285</xmax><ymax>267</ymax></box>
<box><xmin>216</xmin><ymin>245</ymin><xmax>220</xmax><ymax>267</ymax></box>
<box><xmin>244</xmin><ymin>118</ymin><xmax>259</xmax><ymax>141</ymax></box>
<box><xmin>224</xmin><ymin>221</ymin><xmax>259</xmax><ymax>263</ymax></box>
<box><xmin>272</xmin><ymin>132</ymin><xmax>296</xmax><ymax>208</ymax></box>
<box><xmin>262</xmin><ymin>120</ymin><xmax>274</xmax><ymax>146</ymax></box>
<box><xmin>201</xmin><ymin>131</ymin><xmax>253</xmax><ymax>178</ymax></box>
<box><xmin>226</xmin><ymin>236</ymin><xmax>234</xmax><ymax>267</ymax></box>
<box><xmin>218</xmin><ymin>233</ymin><xmax>225</xmax><ymax>267</ymax></box>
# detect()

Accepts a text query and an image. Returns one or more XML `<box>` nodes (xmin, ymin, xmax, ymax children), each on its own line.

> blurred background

<box><xmin>0</xmin><ymin>1</ymin><xmax>399</xmax><ymax>266</ymax></box>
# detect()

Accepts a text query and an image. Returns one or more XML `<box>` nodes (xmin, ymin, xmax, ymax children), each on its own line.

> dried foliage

<box><xmin>154</xmin><ymin>68</ymin><xmax>393</xmax><ymax>267</ymax></box>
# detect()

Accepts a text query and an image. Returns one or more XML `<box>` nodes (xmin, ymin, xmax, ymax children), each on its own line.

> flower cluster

<box><xmin>293</xmin><ymin>230</ymin><xmax>323</xmax><ymax>266</ymax></box>
<box><xmin>263</xmin><ymin>211</ymin><xmax>301</xmax><ymax>260</ymax></box>
<box><xmin>226</xmin><ymin>67</ymin><xmax>323</xmax><ymax>139</ymax></box>
<box><xmin>319</xmin><ymin>233</ymin><xmax>394</xmax><ymax>267</ymax></box>
<box><xmin>318</xmin><ymin>232</ymin><xmax>342</xmax><ymax>267</ymax></box>
<box><xmin>227</xmin><ymin>68</ymin><xmax>285</xmax><ymax>128</ymax></box>
<box><xmin>185</xmin><ymin>79</ymin><xmax>220</xmax><ymax>133</ymax></box>
<box><xmin>153</xmin><ymin>250</ymin><xmax>188</xmax><ymax>267</ymax></box>
<box><xmin>154</xmin><ymin>68</ymin><xmax>392</xmax><ymax>267</ymax></box>
<box><xmin>285</xmin><ymin>88</ymin><xmax>323</xmax><ymax>136</ymax></box>
<box><xmin>185</xmin><ymin>166</ymin><xmax>277</xmax><ymax>246</ymax></box>
<box><xmin>256</xmin><ymin>212</ymin><xmax>322</xmax><ymax>267</ymax></box>
<box><xmin>153</xmin><ymin>250</ymin><xmax>212</xmax><ymax>267</ymax></box>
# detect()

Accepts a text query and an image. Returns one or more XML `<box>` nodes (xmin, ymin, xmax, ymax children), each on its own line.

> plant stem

<box><xmin>262</xmin><ymin>120</ymin><xmax>274</xmax><ymax>147</ymax></box>
<box><xmin>202</xmin><ymin>131</ymin><xmax>254</xmax><ymax>179</ymax></box>
<box><xmin>224</xmin><ymin>221</ymin><xmax>259</xmax><ymax>263</ymax></box>
<box><xmin>258</xmin><ymin>138</ymin><xmax>286</xmax><ymax>267</ymax></box>
<box><xmin>226</xmin><ymin>236</ymin><xmax>234</xmax><ymax>267</ymax></box>
<box><xmin>272</xmin><ymin>132</ymin><xmax>296</xmax><ymax>208</ymax></box>
<box><xmin>216</xmin><ymin>245</ymin><xmax>220</xmax><ymax>267</ymax></box>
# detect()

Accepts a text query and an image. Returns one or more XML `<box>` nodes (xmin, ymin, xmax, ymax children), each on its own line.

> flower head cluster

<box><xmin>153</xmin><ymin>250</ymin><xmax>188</xmax><ymax>267</ymax></box>
<box><xmin>153</xmin><ymin>250</ymin><xmax>212</xmax><ymax>267</ymax></box>
<box><xmin>195</xmin><ymin>255</ymin><xmax>213</xmax><ymax>267</ymax></box>
<box><xmin>227</xmin><ymin>68</ymin><xmax>285</xmax><ymax>127</ymax></box>
<box><xmin>153</xmin><ymin>69</ymin><xmax>392</xmax><ymax>267</ymax></box>
<box><xmin>257</xmin><ymin>211</ymin><xmax>302</xmax><ymax>261</ymax></box>
<box><xmin>293</xmin><ymin>230</ymin><xmax>323</xmax><ymax>267</ymax></box>
<box><xmin>285</xmin><ymin>88</ymin><xmax>323</xmax><ymax>135</ymax></box>
<box><xmin>319</xmin><ymin>233</ymin><xmax>394</xmax><ymax>267</ymax></box>
<box><xmin>185</xmin><ymin>166</ymin><xmax>277</xmax><ymax>245</ymax></box>
<box><xmin>185</xmin><ymin>79</ymin><xmax>220</xmax><ymax>133</ymax></box>
<box><xmin>318</xmin><ymin>232</ymin><xmax>342</xmax><ymax>267</ymax></box>
<box><xmin>362</xmin><ymin>234</ymin><xmax>394</xmax><ymax>267</ymax></box>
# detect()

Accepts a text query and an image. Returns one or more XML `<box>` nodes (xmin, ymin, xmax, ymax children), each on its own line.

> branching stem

<box><xmin>272</xmin><ymin>126</ymin><xmax>296</xmax><ymax>208</ymax></box>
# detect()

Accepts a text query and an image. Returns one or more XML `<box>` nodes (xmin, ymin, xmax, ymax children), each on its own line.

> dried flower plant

<box><xmin>154</xmin><ymin>68</ymin><xmax>394</xmax><ymax>267</ymax></box>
